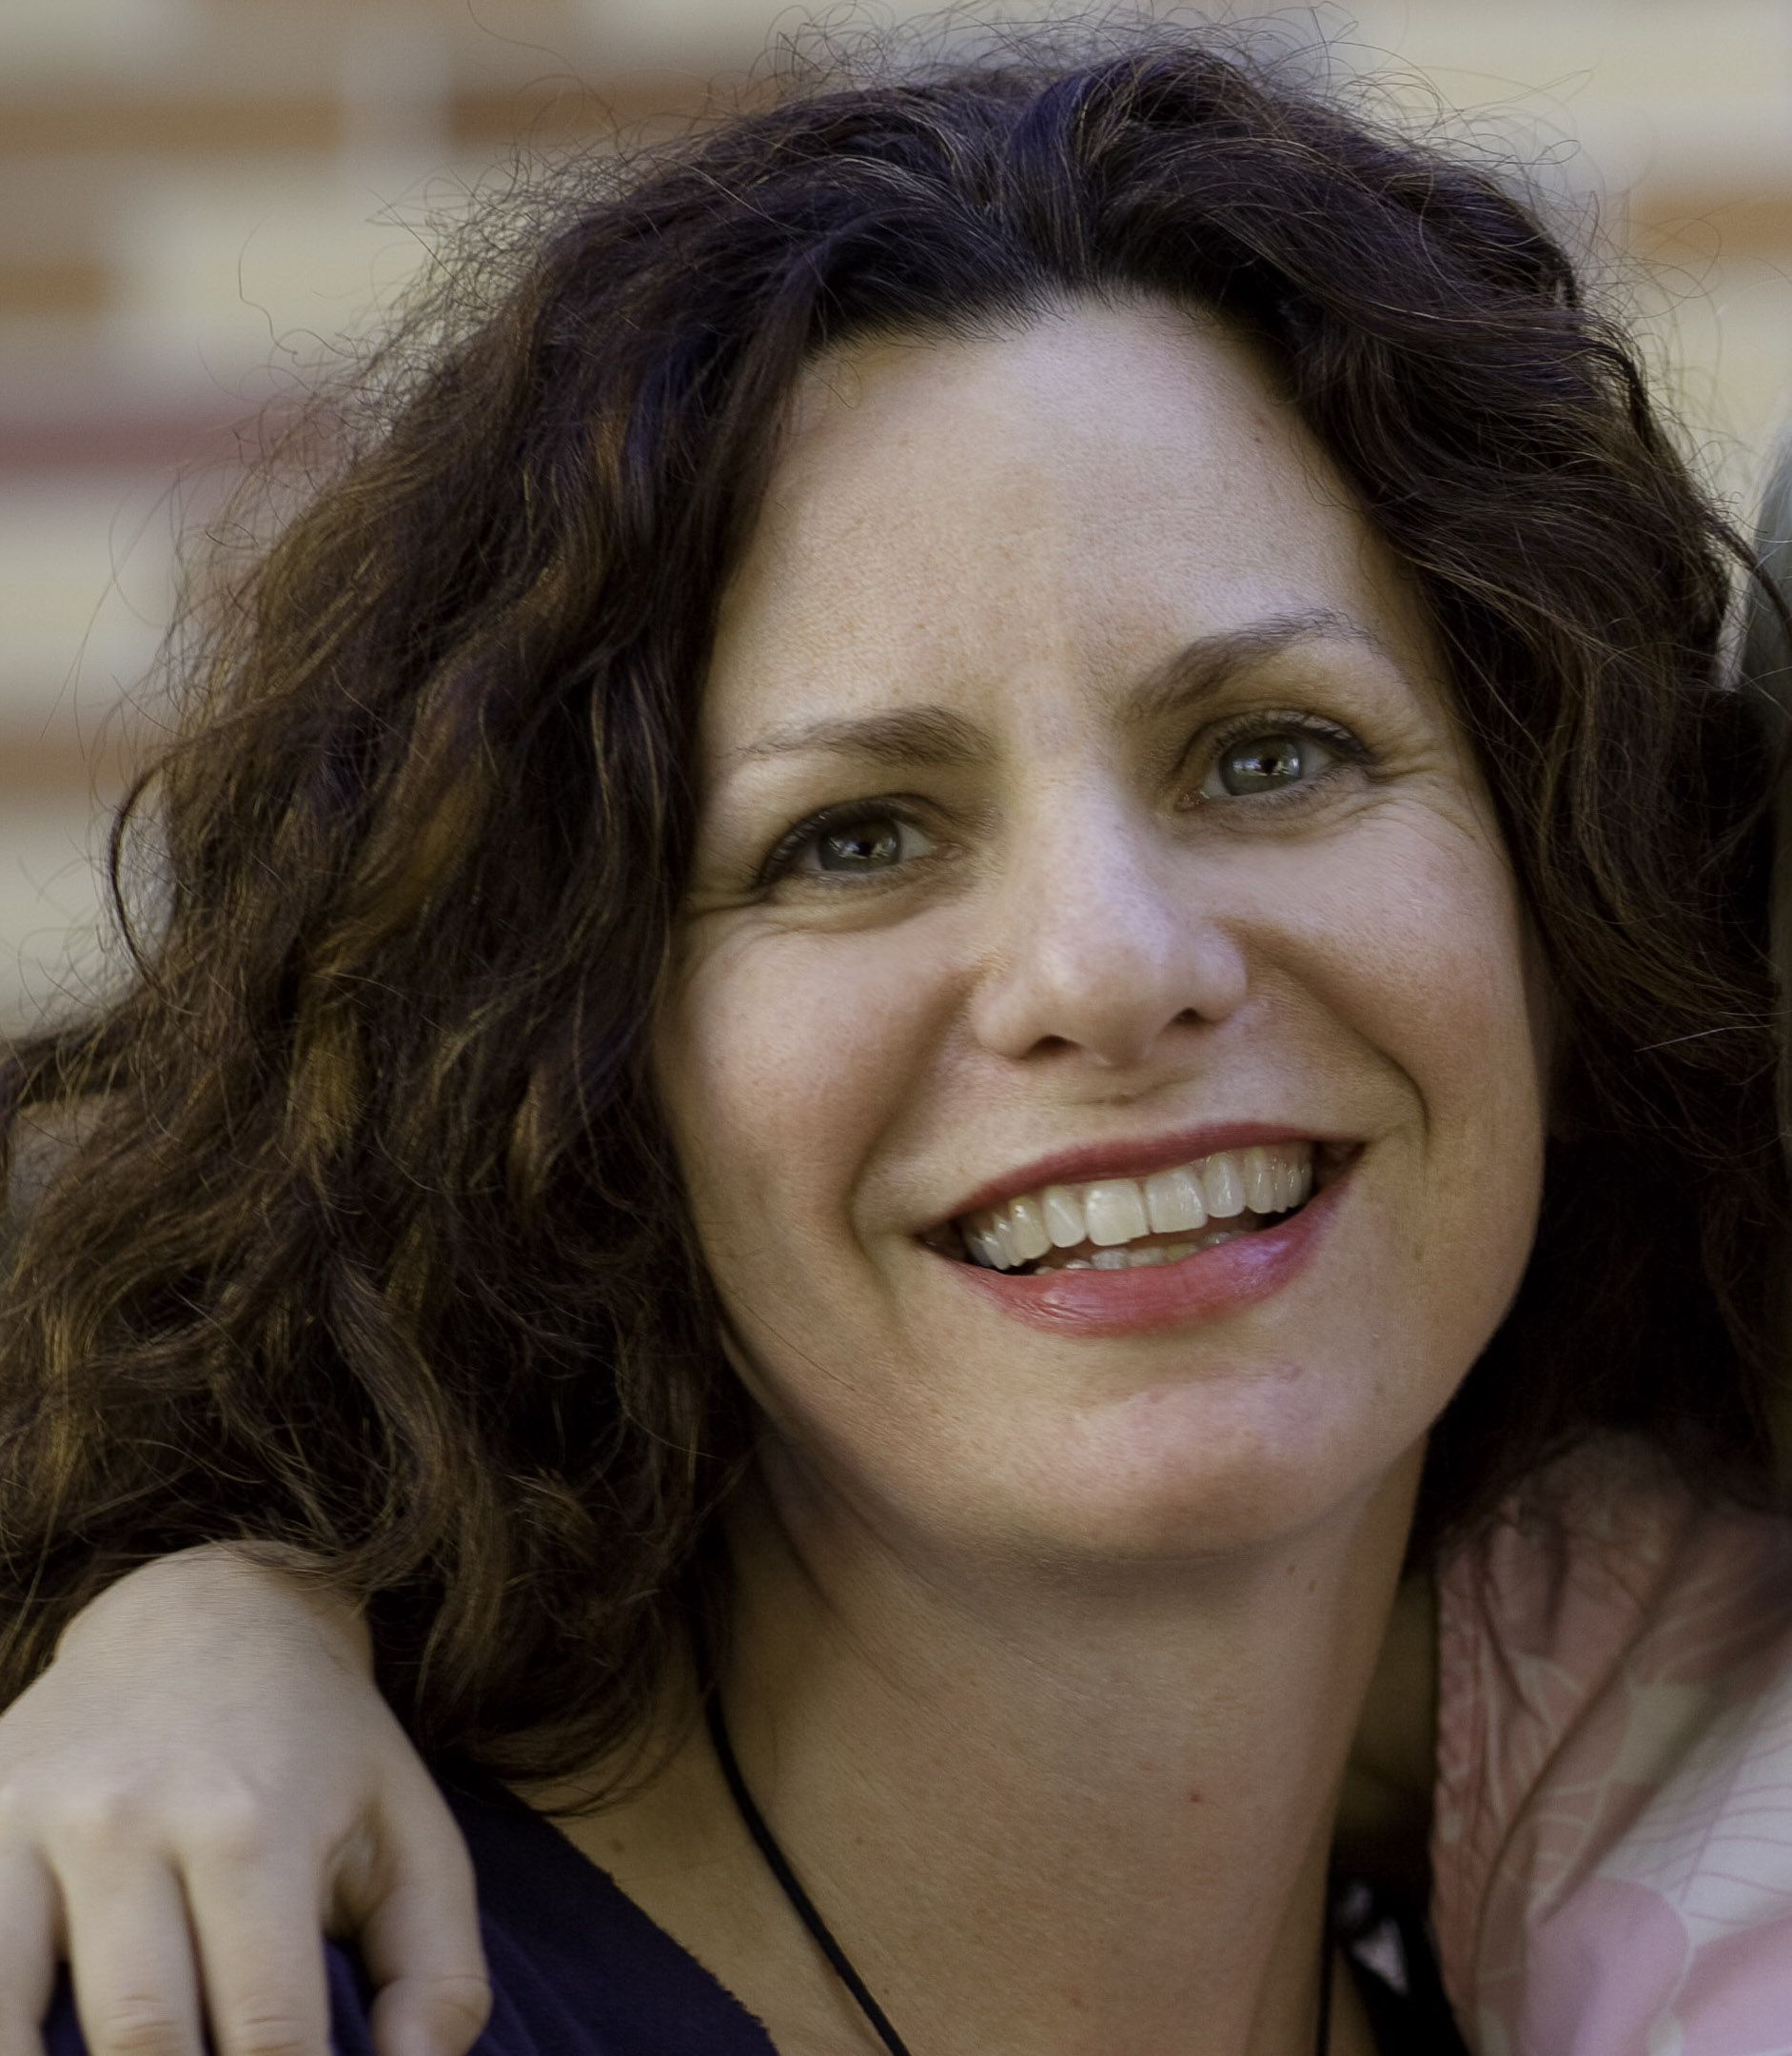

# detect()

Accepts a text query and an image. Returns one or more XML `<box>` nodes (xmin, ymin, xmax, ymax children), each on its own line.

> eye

<box><xmin>779</xmin><ymin>806</ymin><xmax>938</xmax><ymax>879</ymax></box>
<box><xmin>1201</xmin><ymin>726</ymin><xmax>1338</xmax><ymax>800</ymax></box>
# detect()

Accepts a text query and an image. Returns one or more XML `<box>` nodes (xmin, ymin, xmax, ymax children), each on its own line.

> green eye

<box><xmin>815</xmin><ymin>819</ymin><xmax>904</xmax><ymax>871</ymax></box>
<box><xmin>761</xmin><ymin>803</ymin><xmax>940</xmax><ymax>888</ymax></box>
<box><xmin>1208</xmin><ymin>729</ymin><xmax>1332</xmax><ymax>798</ymax></box>
<box><xmin>795</xmin><ymin>811</ymin><xmax>937</xmax><ymax>876</ymax></box>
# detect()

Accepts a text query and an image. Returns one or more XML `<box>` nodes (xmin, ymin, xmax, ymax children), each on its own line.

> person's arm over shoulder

<box><xmin>1433</xmin><ymin>1434</ymin><xmax>1792</xmax><ymax>2053</ymax></box>
<box><xmin>0</xmin><ymin>1548</ymin><xmax>487</xmax><ymax>2056</ymax></box>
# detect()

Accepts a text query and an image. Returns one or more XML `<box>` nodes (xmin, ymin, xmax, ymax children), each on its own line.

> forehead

<box><xmin>703</xmin><ymin>297</ymin><xmax>1435</xmax><ymax>755</ymax></box>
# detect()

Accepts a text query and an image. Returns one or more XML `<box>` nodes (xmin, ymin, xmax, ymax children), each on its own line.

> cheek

<box><xmin>1286</xmin><ymin>814</ymin><xmax>1548</xmax><ymax>1337</ymax></box>
<box><xmin>1286</xmin><ymin>798</ymin><xmax>1542</xmax><ymax>1074</ymax></box>
<box><xmin>1349</xmin><ymin>850</ymin><xmax>1540</xmax><ymax>1111</ymax></box>
<box><xmin>655</xmin><ymin>921</ymin><xmax>948</xmax><ymax>1273</ymax></box>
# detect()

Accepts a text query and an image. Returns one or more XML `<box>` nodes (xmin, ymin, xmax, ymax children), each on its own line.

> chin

<box><xmin>988</xmin><ymin>1374</ymin><xmax>1413</xmax><ymax>1569</ymax></box>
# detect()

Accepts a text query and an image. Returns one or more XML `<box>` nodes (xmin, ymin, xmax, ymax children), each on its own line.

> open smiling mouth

<box><xmin>940</xmin><ymin>1141</ymin><xmax>1323</xmax><ymax>1276</ymax></box>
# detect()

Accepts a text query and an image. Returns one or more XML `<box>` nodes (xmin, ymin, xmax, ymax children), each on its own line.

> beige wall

<box><xmin>2</xmin><ymin>0</ymin><xmax>1788</xmax><ymax>1035</ymax></box>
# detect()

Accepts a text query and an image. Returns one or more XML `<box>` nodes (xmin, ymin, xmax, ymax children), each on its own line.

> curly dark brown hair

<box><xmin>1</xmin><ymin>23</ymin><xmax>1784</xmax><ymax>1778</ymax></box>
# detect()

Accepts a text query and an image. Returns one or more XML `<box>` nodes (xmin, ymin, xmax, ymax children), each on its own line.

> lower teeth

<box><xmin>977</xmin><ymin>1221</ymin><xmax>1264</xmax><ymax>1275</ymax></box>
<box><xmin>1049</xmin><ymin>1228</ymin><xmax>1246</xmax><ymax>1273</ymax></box>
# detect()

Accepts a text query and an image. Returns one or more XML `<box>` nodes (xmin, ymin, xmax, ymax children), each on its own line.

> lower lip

<box><xmin>945</xmin><ymin>1172</ymin><xmax>1346</xmax><ymax>1336</ymax></box>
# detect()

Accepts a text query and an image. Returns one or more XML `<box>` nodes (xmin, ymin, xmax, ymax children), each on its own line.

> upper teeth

<box><xmin>958</xmin><ymin>1143</ymin><xmax>1314</xmax><ymax>1272</ymax></box>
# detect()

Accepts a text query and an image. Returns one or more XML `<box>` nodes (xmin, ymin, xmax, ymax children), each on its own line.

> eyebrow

<box><xmin>735</xmin><ymin>608</ymin><xmax>1388</xmax><ymax>766</ymax></box>
<box><xmin>1122</xmin><ymin>608</ymin><xmax>1391</xmax><ymax>727</ymax></box>
<box><xmin>738</xmin><ymin>702</ymin><xmax>994</xmax><ymax>766</ymax></box>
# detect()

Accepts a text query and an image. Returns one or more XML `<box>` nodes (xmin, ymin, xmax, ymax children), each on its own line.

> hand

<box><xmin>0</xmin><ymin>1548</ymin><xmax>488</xmax><ymax>2056</ymax></box>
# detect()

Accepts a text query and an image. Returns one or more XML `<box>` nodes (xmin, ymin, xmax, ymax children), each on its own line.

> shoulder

<box><xmin>1432</xmin><ymin>1433</ymin><xmax>1792</xmax><ymax>2054</ymax></box>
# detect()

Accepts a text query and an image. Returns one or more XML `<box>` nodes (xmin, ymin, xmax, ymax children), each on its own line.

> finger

<box><xmin>353</xmin><ymin>1815</ymin><xmax>488</xmax><ymax>2056</ymax></box>
<box><xmin>59</xmin><ymin>1854</ymin><xmax>203</xmax><ymax>2056</ymax></box>
<box><xmin>183</xmin><ymin>1852</ymin><xmax>330</xmax><ymax>2056</ymax></box>
<box><xmin>363</xmin><ymin>1967</ymin><xmax>491</xmax><ymax>2056</ymax></box>
<box><xmin>0</xmin><ymin>1851</ymin><xmax>58</xmax><ymax>2056</ymax></box>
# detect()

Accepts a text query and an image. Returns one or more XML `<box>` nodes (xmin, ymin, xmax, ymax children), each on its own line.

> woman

<box><xmin>1</xmin><ymin>24</ymin><xmax>1786</xmax><ymax>2056</ymax></box>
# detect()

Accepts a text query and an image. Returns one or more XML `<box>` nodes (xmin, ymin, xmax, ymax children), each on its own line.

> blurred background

<box><xmin>1</xmin><ymin>0</ymin><xmax>1789</xmax><ymax>1035</ymax></box>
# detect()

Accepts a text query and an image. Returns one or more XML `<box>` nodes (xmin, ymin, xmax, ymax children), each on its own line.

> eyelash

<box><xmin>756</xmin><ymin>712</ymin><xmax>1371</xmax><ymax>887</ymax></box>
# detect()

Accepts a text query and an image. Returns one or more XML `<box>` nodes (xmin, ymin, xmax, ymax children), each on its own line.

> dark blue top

<box><xmin>46</xmin><ymin>1772</ymin><xmax>779</xmax><ymax>2056</ymax></box>
<box><xmin>43</xmin><ymin>1769</ymin><xmax>1470</xmax><ymax>2056</ymax></box>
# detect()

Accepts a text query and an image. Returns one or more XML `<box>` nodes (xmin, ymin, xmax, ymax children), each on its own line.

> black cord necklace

<box><xmin>706</xmin><ymin>1689</ymin><xmax>1334</xmax><ymax>2056</ymax></box>
<box><xmin>707</xmin><ymin>1690</ymin><xmax>915</xmax><ymax>2056</ymax></box>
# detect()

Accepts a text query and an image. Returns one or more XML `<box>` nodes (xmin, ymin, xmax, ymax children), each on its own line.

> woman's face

<box><xmin>656</xmin><ymin>298</ymin><xmax>1549</xmax><ymax>1569</ymax></box>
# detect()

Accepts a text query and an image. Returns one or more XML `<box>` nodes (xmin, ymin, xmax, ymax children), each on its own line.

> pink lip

<box><xmin>944</xmin><ymin>1168</ymin><xmax>1346</xmax><ymax>1336</ymax></box>
<box><xmin>941</xmin><ymin>1120</ymin><xmax>1330</xmax><ymax>1224</ymax></box>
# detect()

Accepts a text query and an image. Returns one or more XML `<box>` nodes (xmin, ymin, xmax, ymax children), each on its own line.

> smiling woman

<box><xmin>662</xmin><ymin>304</ymin><xmax>1546</xmax><ymax>1590</ymax></box>
<box><xmin>0</xmin><ymin>22</ymin><xmax>1785</xmax><ymax>2056</ymax></box>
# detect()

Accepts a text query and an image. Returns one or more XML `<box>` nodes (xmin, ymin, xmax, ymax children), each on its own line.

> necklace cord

<box><xmin>704</xmin><ymin>1687</ymin><xmax>1333</xmax><ymax>2056</ymax></box>
<box><xmin>1316</xmin><ymin>1908</ymin><xmax>1334</xmax><ymax>2054</ymax></box>
<box><xmin>705</xmin><ymin>1690</ymin><xmax>916</xmax><ymax>2056</ymax></box>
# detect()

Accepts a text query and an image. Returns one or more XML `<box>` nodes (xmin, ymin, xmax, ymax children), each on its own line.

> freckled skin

<box><xmin>573</xmin><ymin>297</ymin><xmax>1552</xmax><ymax>2056</ymax></box>
<box><xmin>659</xmin><ymin>299</ymin><xmax>1548</xmax><ymax>1575</ymax></box>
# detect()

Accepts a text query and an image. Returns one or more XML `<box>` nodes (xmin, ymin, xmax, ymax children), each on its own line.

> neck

<box><xmin>552</xmin><ymin>1449</ymin><xmax>1419</xmax><ymax>2056</ymax></box>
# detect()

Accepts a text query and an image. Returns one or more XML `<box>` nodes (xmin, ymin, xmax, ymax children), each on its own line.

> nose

<box><xmin>968</xmin><ymin>791</ymin><xmax>1250</xmax><ymax>1071</ymax></box>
